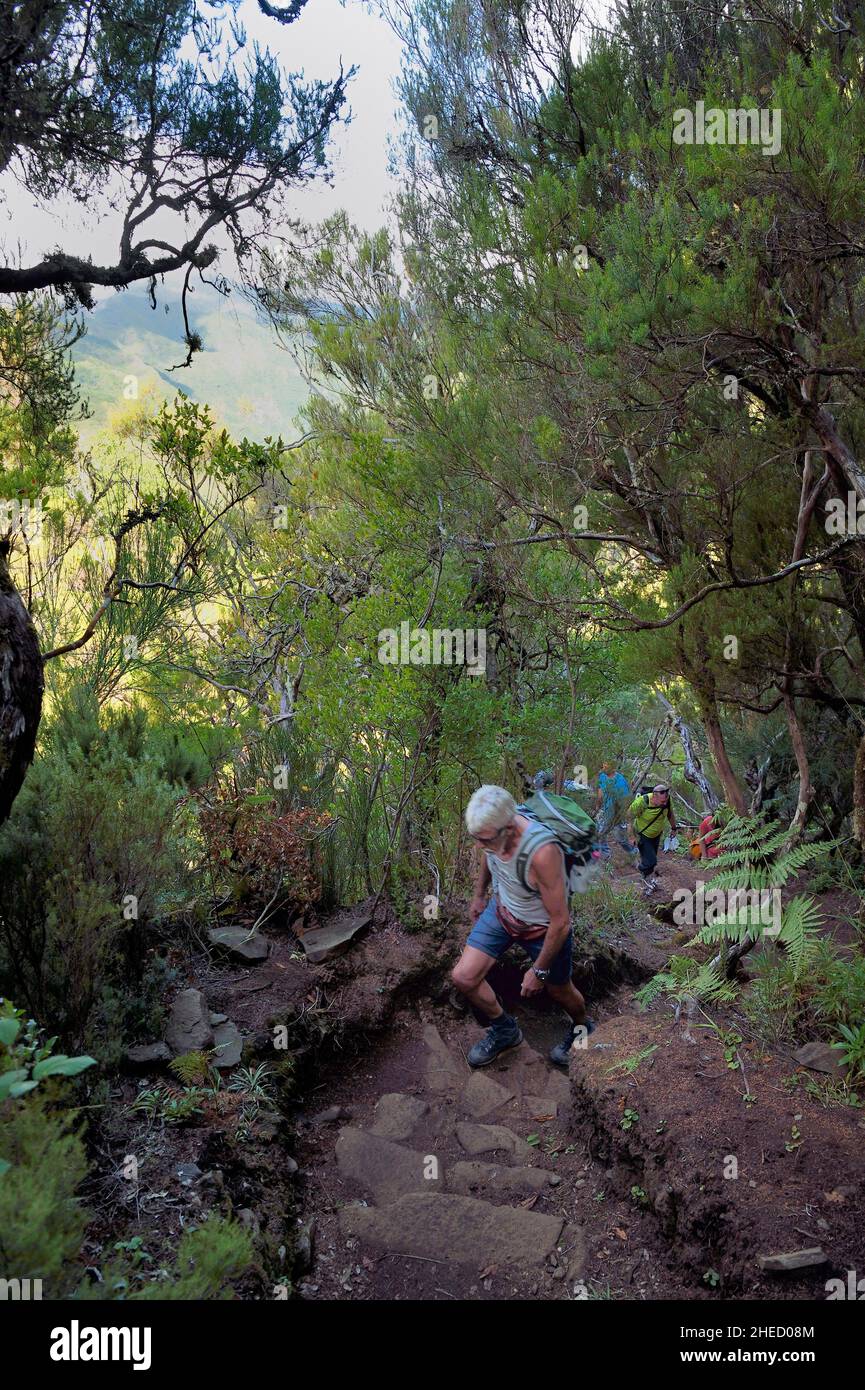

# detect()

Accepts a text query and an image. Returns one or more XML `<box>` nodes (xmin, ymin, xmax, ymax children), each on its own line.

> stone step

<box><xmin>474</xmin><ymin>1038</ymin><xmax>551</xmax><ymax>1092</ymax></box>
<box><xmin>339</xmin><ymin>1191</ymin><xmax>564</xmax><ymax>1267</ymax></box>
<box><xmin>336</xmin><ymin>1127</ymin><xmax>443</xmax><ymax>1204</ymax></box>
<box><xmin>369</xmin><ymin>1093</ymin><xmax>430</xmax><ymax>1141</ymax></box>
<box><xmin>506</xmin><ymin>1094</ymin><xmax>560</xmax><ymax>1122</ymax></box>
<box><xmin>460</xmin><ymin>1070</ymin><xmax>515</xmax><ymax>1119</ymax></box>
<box><xmin>449</xmin><ymin>1161</ymin><xmax>550</xmax><ymax>1197</ymax></box>
<box><xmin>421</xmin><ymin>1023</ymin><xmax>467</xmax><ymax>1094</ymax></box>
<box><xmin>541</xmin><ymin>1069</ymin><xmax>571</xmax><ymax>1105</ymax></box>
<box><xmin>455</xmin><ymin>1121</ymin><xmax>532</xmax><ymax>1158</ymax></box>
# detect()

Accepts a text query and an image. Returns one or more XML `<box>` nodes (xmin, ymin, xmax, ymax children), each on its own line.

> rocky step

<box><xmin>336</xmin><ymin>1125</ymin><xmax>555</xmax><ymax>1204</ymax></box>
<box><xmin>449</xmin><ymin>1160</ymin><xmax>552</xmax><ymax>1197</ymax></box>
<box><xmin>454</xmin><ymin>1121</ymin><xmax>534</xmax><ymax>1158</ymax></box>
<box><xmin>336</xmin><ymin>1127</ymin><xmax>441</xmax><ymax>1204</ymax></box>
<box><xmin>423</xmin><ymin>1021</ymin><xmax>571</xmax><ymax>1103</ymax></box>
<box><xmin>339</xmin><ymin>1191</ymin><xmax>565</xmax><ymax>1267</ymax></box>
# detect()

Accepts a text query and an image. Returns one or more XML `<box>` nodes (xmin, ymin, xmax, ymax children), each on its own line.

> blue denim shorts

<box><xmin>466</xmin><ymin>897</ymin><xmax>573</xmax><ymax>985</ymax></box>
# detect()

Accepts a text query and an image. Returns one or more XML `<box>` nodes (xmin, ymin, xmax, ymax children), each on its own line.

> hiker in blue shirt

<box><xmin>596</xmin><ymin>764</ymin><xmax>637</xmax><ymax>856</ymax></box>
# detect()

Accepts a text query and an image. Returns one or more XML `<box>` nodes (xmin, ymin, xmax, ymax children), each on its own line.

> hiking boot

<box><xmin>467</xmin><ymin>1014</ymin><xmax>523</xmax><ymax>1068</ymax></box>
<box><xmin>549</xmin><ymin>1017</ymin><xmax>596</xmax><ymax>1067</ymax></box>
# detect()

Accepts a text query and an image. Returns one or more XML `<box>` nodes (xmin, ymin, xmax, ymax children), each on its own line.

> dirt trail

<box><xmin>291</xmin><ymin>999</ymin><xmax>696</xmax><ymax>1301</ymax></box>
<box><xmin>287</xmin><ymin>850</ymin><xmax>865</xmax><ymax>1302</ymax></box>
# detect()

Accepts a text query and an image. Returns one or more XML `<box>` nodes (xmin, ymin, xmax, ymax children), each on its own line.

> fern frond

<box><xmin>777</xmin><ymin>895</ymin><xmax>823</xmax><ymax>971</ymax></box>
<box><xmin>686</xmin><ymin>960</ymin><xmax>738</xmax><ymax>1004</ymax></box>
<box><xmin>634</xmin><ymin>973</ymin><xmax>674</xmax><ymax>1010</ymax></box>
<box><xmin>695</xmin><ymin>916</ymin><xmax>753</xmax><ymax>948</ymax></box>
<box><xmin>774</xmin><ymin>842</ymin><xmax>830</xmax><ymax>876</ymax></box>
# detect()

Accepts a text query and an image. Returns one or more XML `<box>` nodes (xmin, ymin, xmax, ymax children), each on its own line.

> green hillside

<box><xmin>72</xmin><ymin>281</ymin><xmax>310</xmax><ymax>444</ymax></box>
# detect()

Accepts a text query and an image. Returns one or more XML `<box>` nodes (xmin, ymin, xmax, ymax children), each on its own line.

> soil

<box><xmin>82</xmin><ymin>845</ymin><xmax>865</xmax><ymax>1302</ymax></box>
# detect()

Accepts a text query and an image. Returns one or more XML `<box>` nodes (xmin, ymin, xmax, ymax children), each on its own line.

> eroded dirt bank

<box><xmin>100</xmin><ymin>858</ymin><xmax>865</xmax><ymax>1302</ymax></box>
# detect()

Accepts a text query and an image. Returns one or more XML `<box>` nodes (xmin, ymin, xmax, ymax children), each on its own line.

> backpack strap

<box><xmin>637</xmin><ymin>800</ymin><xmax>669</xmax><ymax>836</ymax></box>
<box><xmin>514</xmin><ymin>821</ymin><xmax>560</xmax><ymax>892</ymax></box>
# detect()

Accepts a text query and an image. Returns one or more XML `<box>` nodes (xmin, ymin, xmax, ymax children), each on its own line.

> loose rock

<box><xmin>299</xmin><ymin>911</ymin><xmax>372</xmax><ymax>965</ymax></box>
<box><xmin>757</xmin><ymin>1248</ymin><xmax>827</xmax><ymax>1272</ymax></box>
<box><xmin>211</xmin><ymin>1019</ymin><xmax>242</xmax><ymax>1069</ymax></box>
<box><xmin>165</xmin><ymin>989</ymin><xmax>214</xmax><ymax>1055</ymax></box>
<box><xmin>792</xmin><ymin>1041</ymin><xmax>847</xmax><ymax>1076</ymax></box>
<box><xmin>124</xmin><ymin>1042</ymin><xmax>171</xmax><ymax>1071</ymax></box>
<box><xmin>207</xmin><ymin>927</ymin><xmax>270</xmax><ymax>964</ymax></box>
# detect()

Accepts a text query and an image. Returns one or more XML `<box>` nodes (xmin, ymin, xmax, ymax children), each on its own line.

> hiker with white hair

<box><xmin>452</xmin><ymin>784</ymin><xmax>595</xmax><ymax>1068</ymax></box>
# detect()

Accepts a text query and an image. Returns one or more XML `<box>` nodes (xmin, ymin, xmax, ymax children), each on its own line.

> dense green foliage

<box><xmin>2</xmin><ymin>0</ymin><xmax>865</xmax><ymax>1301</ymax></box>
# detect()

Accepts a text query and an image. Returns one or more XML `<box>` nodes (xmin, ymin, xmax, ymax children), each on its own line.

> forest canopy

<box><xmin>1</xmin><ymin>0</ymin><xmax>865</xmax><ymax>1313</ymax></box>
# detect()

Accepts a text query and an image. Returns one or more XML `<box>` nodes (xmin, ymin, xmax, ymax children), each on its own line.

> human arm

<box><xmin>470</xmin><ymin>851</ymin><xmax>492</xmax><ymax>922</ymax></box>
<box><xmin>522</xmin><ymin>844</ymin><xmax>571</xmax><ymax>993</ymax></box>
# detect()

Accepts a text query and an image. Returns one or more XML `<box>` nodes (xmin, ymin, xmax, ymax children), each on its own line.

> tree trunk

<box><xmin>829</xmin><ymin>539</ymin><xmax>865</xmax><ymax>661</ymax></box>
<box><xmin>656</xmin><ymin>691</ymin><xmax>719</xmax><ymax>811</ymax></box>
<box><xmin>697</xmin><ymin>695</ymin><xmax>748</xmax><ymax>815</ymax></box>
<box><xmin>782</xmin><ymin>688</ymin><xmax>814</xmax><ymax>846</ymax></box>
<box><xmin>781</xmin><ymin>453</ymin><xmax>818</xmax><ymax>844</ymax></box>
<box><xmin>805</xmin><ymin>402</ymin><xmax>865</xmax><ymax>504</ymax></box>
<box><xmin>0</xmin><ymin>549</ymin><xmax>44</xmax><ymax>825</ymax></box>
<box><xmin>854</xmin><ymin>730</ymin><xmax>865</xmax><ymax>855</ymax></box>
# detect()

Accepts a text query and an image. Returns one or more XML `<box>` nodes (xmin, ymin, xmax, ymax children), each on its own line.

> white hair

<box><xmin>465</xmin><ymin>785</ymin><xmax>517</xmax><ymax>835</ymax></box>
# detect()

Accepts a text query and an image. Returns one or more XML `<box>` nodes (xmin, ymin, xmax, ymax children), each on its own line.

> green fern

<box><xmin>634</xmin><ymin>973</ymin><xmax>673</xmax><ymax>1010</ymax></box>
<box><xmin>695</xmin><ymin>893</ymin><xmax>822</xmax><ymax>974</ymax></box>
<box><xmin>168</xmin><ymin>1051</ymin><xmax>215</xmax><ymax>1087</ymax></box>
<box><xmin>635</xmin><ymin>954</ymin><xmax>736</xmax><ymax>1010</ymax></box>
<box><xmin>776</xmin><ymin>895</ymin><xmax>823</xmax><ymax>968</ymax></box>
<box><xmin>709</xmin><ymin>816</ymin><xmax>829</xmax><ymax>892</ymax></box>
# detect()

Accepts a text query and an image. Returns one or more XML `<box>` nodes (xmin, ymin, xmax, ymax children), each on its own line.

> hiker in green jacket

<box><xmin>628</xmin><ymin>783</ymin><xmax>677</xmax><ymax>895</ymax></box>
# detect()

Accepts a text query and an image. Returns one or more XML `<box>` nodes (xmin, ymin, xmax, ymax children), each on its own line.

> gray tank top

<box><xmin>487</xmin><ymin>821</ymin><xmax>564</xmax><ymax>927</ymax></box>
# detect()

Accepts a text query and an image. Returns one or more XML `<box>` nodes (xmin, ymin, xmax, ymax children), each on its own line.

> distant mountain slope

<box><xmin>72</xmin><ymin>281</ymin><xmax>311</xmax><ymax>444</ymax></box>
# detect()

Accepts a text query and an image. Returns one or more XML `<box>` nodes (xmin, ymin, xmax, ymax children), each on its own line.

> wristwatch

<box><xmin>533</xmin><ymin>967</ymin><xmax>551</xmax><ymax>982</ymax></box>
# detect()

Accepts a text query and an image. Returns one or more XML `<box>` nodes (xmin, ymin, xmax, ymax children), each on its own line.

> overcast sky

<box><xmin>0</xmin><ymin>0</ymin><xmax>404</xmax><ymax>283</ymax></box>
<box><xmin>0</xmin><ymin>0</ymin><xmax>614</xmax><ymax>296</ymax></box>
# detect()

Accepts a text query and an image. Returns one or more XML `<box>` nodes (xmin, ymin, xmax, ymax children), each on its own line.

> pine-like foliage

<box><xmin>0</xmin><ymin>1096</ymin><xmax>89</xmax><ymax>1296</ymax></box>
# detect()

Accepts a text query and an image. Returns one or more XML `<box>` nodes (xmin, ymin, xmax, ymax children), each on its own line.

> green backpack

<box><xmin>515</xmin><ymin>791</ymin><xmax>600</xmax><ymax>898</ymax></box>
